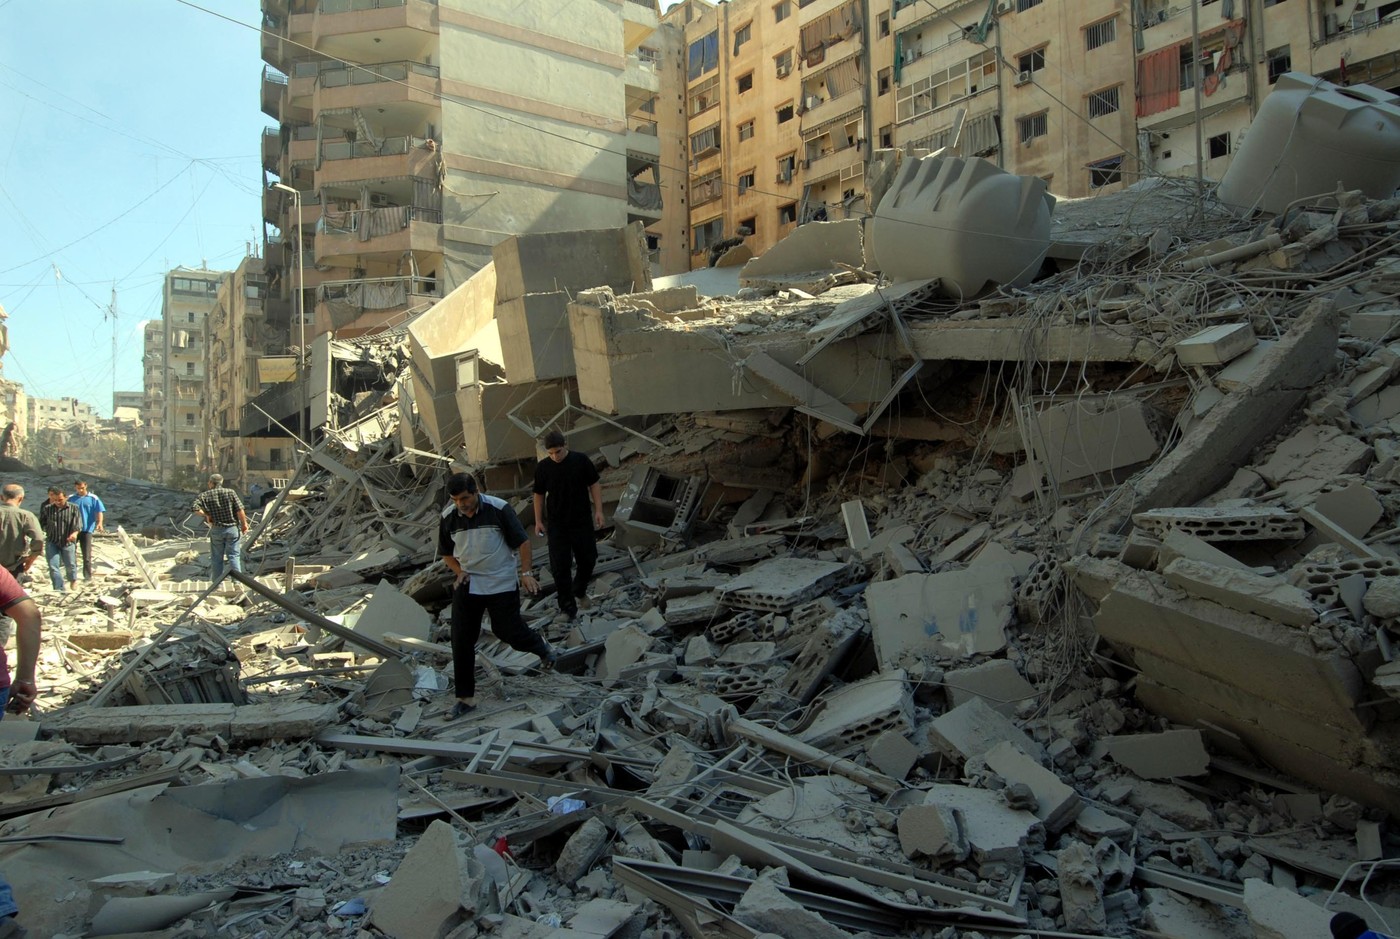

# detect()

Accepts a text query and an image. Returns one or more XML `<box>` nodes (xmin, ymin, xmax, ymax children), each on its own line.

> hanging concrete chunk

<box><xmin>1104</xmin><ymin>729</ymin><xmax>1210</xmax><ymax>779</ymax></box>
<box><xmin>869</xmin><ymin>155</ymin><xmax>1054</xmax><ymax>297</ymax></box>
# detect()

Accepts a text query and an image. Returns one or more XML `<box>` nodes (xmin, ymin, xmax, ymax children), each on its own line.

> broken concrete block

<box><xmin>1312</xmin><ymin>483</ymin><xmax>1383</xmax><ymax>540</ymax></box>
<box><xmin>865</xmin><ymin>730</ymin><xmax>919</xmax><ymax>781</ymax></box>
<box><xmin>840</xmin><ymin>500</ymin><xmax>871</xmax><ymax>552</ymax></box>
<box><xmin>45</xmin><ymin>704</ymin><xmax>237</xmax><ymax>745</ymax></box>
<box><xmin>717</xmin><ymin>557</ymin><xmax>855</xmax><ymax>613</ymax></box>
<box><xmin>601</xmin><ymin>625</ymin><xmax>655</xmax><ymax>681</ymax></box>
<box><xmin>867</xmin><ymin>548</ymin><xmax>1019</xmax><ymax>666</ymax></box>
<box><xmin>1155</xmin><ymin>528</ymin><xmax>1253</xmax><ymax>572</ymax></box>
<box><xmin>228</xmin><ymin>702</ymin><xmax>340</xmax><ymax>743</ymax></box>
<box><xmin>733</xmin><ymin>873</ymin><xmax>853</xmax><ymax>939</ymax></box>
<box><xmin>897</xmin><ymin>804</ymin><xmax>968</xmax><ymax>864</ymax></box>
<box><xmin>1030</xmin><ymin>397</ymin><xmax>1158</xmax><ymax>486</ymax></box>
<box><xmin>1127</xmin><ymin>780</ymin><xmax>1213</xmax><ymax>830</ymax></box>
<box><xmin>1364</xmin><ymin>575</ymin><xmax>1400</xmax><ymax>618</ymax></box>
<box><xmin>922</xmin><ymin>784</ymin><xmax>1043</xmax><ymax>869</ymax></box>
<box><xmin>1142</xmin><ymin>887</ymin><xmax>1240</xmax><ymax>939</ymax></box>
<box><xmin>983</xmin><ymin>741</ymin><xmax>1081</xmax><ymax>831</ymax></box>
<box><xmin>1161</xmin><ymin>558</ymin><xmax>1316</xmax><ymax>628</ymax></box>
<box><xmin>1349</xmin><ymin>308</ymin><xmax>1400</xmax><ymax>342</ymax></box>
<box><xmin>557</xmin><ymin>817</ymin><xmax>611</xmax><ymax>884</ymax></box>
<box><xmin>928</xmin><ymin>697</ymin><xmax>1045</xmax><ymax>765</ymax></box>
<box><xmin>799</xmin><ymin>669</ymin><xmax>913</xmax><ymax>756</ymax></box>
<box><xmin>1132</xmin><ymin>506</ymin><xmax>1305</xmax><ymax>543</ymax></box>
<box><xmin>1174</xmin><ymin>322</ymin><xmax>1257</xmax><ymax>366</ymax></box>
<box><xmin>370</xmin><ymin>820</ymin><xmax>467</xmax><ymax>939</ymax></box>
<box><xmin>1256</xmin><ymin>425</ymin><xmax>1373</xmax><ymax>488</ymax></box>
<box><xmin>1073</xmin><ymin>805</ymin><xmax>1134</xmax><ymax>844</ymax></box>
<box><xmin>355</xmin><ymin>579</ymin><xmax>431</xmax><ymax>644</ymax></box>
<box><xmin>1057</xmin><ymin>840</ymin><xmax>1106</xmax><ymax>933</ymax></box>
<box><xmin>1104</xmin><ymin>729</ymin><xmax>1209</xmax><ymax>779</ymax></box>
<box><xmin>740</xmin><ymin>218</ymin><xmax>864</xmax><ymax>285</ymax></box>
<box><xmin>944</xmin><ymin>659</ymin><xmax>1037</xmax><ymax>716</ymax></box>
<box><xmin>1119</xmin><ymin>530</ymin><xmax>1161</xmax><ymax>570</ymax></box>
<box><xmin>1242</xmin><ymin>878</ymin><xmax>1334</xmax><ymax>939</ymax></box>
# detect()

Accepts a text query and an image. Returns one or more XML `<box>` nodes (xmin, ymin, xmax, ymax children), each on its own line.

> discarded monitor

<box><xmin>869</xmin><ymin>154</ymin><xmax>1054</xmax><ymax>298</ymax></box>
<box><xmin>613</xmin><ymin>466</ymin><xmax>707</xmax><ymax>547</ymax></box>
<box><xmin>1217</xmin><ymin>72</ymin><xmax>1400</xmax><ymax>215</ymax></box>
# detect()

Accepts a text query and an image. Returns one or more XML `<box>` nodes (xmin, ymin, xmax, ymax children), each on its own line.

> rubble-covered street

<box><xmin>4</xmin><ymin>175</ymin><xmax>1400</xmax><ymax>939</ymax></box>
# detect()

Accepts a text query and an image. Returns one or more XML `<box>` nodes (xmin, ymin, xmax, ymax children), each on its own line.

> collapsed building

<box><xmin>3</xmin><ymin>75</ymin><xmax>1400</xmax><ymax>938</ymax></box>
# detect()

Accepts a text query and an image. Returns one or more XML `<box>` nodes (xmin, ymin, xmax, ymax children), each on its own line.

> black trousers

<box><xmin>548</xmin><ymin>527</ymin><xmax>598</xmax><ymax>615</ymax></box>
<box><xmin>77</xmin><ymin>531</ymin><xmax>94</xmax><ymax>580</ymax></box>
<box><xmin>450</xmin><ymin>585</ymin><xmax>550</xmax><ymax>698</ymax></box>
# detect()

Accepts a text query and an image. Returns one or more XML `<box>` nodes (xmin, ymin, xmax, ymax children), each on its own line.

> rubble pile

<box><xmin>3</xmin><ymin>183</ymin><xmax>1400</xmax><ymax>937</ymax></box>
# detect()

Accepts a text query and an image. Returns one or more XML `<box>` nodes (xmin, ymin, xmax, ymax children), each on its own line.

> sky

<box><xmin>0</xmin><ymin>1</ymin><xmax>688</xmax><ymax>419</ymax></box>
<box><xmin>0</xmin><ymin>1</ymin><xmax>268</xmax><ymax>418</ymax></box>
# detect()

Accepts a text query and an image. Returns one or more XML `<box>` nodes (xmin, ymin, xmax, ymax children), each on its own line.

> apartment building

<box><xmin>259</xmin><ymin>0</ymin><xmax>666</xmax><ymax>350</ymax></box>
<box><xmin>26</xmin><ymin>397</ymin><xmax>99</xmax><ymax>435</ymax></box>
<box><xmin>152</xmin><ymin>267</ymin><xmax>226</xmax><ymax>485</ymax></box>
<box><xmin>0</xmin><ymin>382</ymin><xmax>26</xmax><ymax>458</ymax></box>
<box><xmin>140</xmin><ymin>321</ymin><xmax>163</xmax><ymax>479</ymax></box>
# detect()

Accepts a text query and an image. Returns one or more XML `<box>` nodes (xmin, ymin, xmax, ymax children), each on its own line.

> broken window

<box><xmin>879</xmin><ymin>11</ymin><xmax>890</xmax><ymax>35</ymax></box>
<box><xmin>1267</xmin><ymin>45</ymin><xmax>1291</xmax><ymax>84</ymax></box>
<box><xmin>1085</xmin><ymin>17</ymin><xmax>1117</xmax><ymax>50</ymax></box>
<box><xmin>1087</xmin><ymin>85</ymin><xmax>1121</xmax><ymax>118</ymax></box>
<box><xmin>737</xmin><ymin>72</ymin><xmax>753</xmax><ymax>94</ymax></box>
<box><xmin>1179</xmin><ymin>42</ymin><xmax>1218</xmax><ymax>91</ymax></box>
<box><xmin>779</xmin><ymin>202</ymin><xmax>798</xmax><ymax>224</ymax></box>
<box><xmin>777</xmin><ymin>102</ymin><xmax>795</xmax><ymax>124</ymax></box>
<box><xmin>1017</xmin><ymin>48</ymin><xmax>1046</xmax><ymax>75</ymax></box>
<box><xmin>1088</xmin><ymin>154</ymin><xmax>1123</xmax><ymax>189</ymax></box>
<box><xmin>690</xmin><ymin>76</ymin><xmax>719</xmax><ymax>115</ymax></box>
<box><xmin>689</xmin><ymin>125</ymin><xmax>721</xmax><ymax>158</ymax></box>
<box><xmin>692</xmin><ymin>216</ymin><xmax>723</xmax><ymax>253</ymax></box>
<box><xmin>738</xmin><ymin>120</ymin><xmax>755</xmax><ymax>141</ymax></box>
<box><xmin>1018</xmin><ymin>111</ymin><xmax>1048</xmax><ymax>143</ymax></box>
<box><xmin>1209</xmin><ymin>132</ymin><xmax>1230</xmax><ymax>158</ymax></box>
<box><xmin>774</xmin><ymin>0</ymin><xmax>790</xmax><ymax>22</ymax></box>
<box><xmin>739</xmin><ymin>215</ymin><xmax>756</xmax><ymax>235</ymax></box>
<box><xmin>687</xmin><ymin>31</ymin><xmax>719</xmax><ymax>80</ymax></box>
<box><xmin>738</xmin><ymin>170</ymin><xmax>756</xmax><ymax>193</ymax></box>
<box><xmin>691</xmin><ymin>170</ymin><xmax>723</xmax><ymax>205</ymax></box>
<box><xmin>878</xmin><ymin>66</ymin><xmax>891</xmax><ymax>96</ymax></box>
<box><xmin>878</xmin><ymin>124</ymin><xmax>893</xmax><ymax>147</ymax></box>
<box><xmin>776</xmin><ymin>153</ymin><xmax>796</xmax><ymax>182</ymax></box>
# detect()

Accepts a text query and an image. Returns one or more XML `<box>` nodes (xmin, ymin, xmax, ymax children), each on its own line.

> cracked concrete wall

<box><xmin>407</xmin><ymin>263</ymin><xmax>498</xmax><ymax>452</ymax></box>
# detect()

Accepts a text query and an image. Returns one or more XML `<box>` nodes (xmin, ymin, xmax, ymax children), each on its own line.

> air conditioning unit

<box><xmin>776</xmin><ymin>63</ymin><xmax>791</xmax><ymax>77</ymax></box>
<box><xmin>997</xmin><ymin>1</ymin><xmax>1011</xmax><ymax>12</ymax></box>
<box><xmin>369</xmin><ymin>193</ymin><xmax>392</xmax><ymax>207</ymax></box>
<box><xmin>1015</xmin><ymin>70</ymin><xmax>1033</xmax><ymax>85</ymax></box>
<box><xmin>804</xmin><ymin>95</ymin><xmax>822</xmax><ymax>109</ymax></box>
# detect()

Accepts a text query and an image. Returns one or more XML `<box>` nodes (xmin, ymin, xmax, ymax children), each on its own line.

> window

<box><xmin>777</xmin><ymin>102</ymin><xmax>794</xmax><ymax>124</ymax></box>
<box><xmin>1018</xmin><ymin>111</ymin><xmax>1048</xmax><ymax>143</ymax></box>
<box><xmin>186</xmin><ymin>362</ymin><xmax>196</xmax><ymax>375</ymax></box>
<box><xmin>1087</xmin><ymin>85</ymin><xmax>1121</xmax><ymax>118</ymax></box>
<box><xmin>270</xmin><ymin>448</ymin><xmax>283</xmax><ymax>464</ymax></box>
<box><xmin>692</xmin><ymin>170</ymin><xmax>723</xmax><ymax>204</ymax></box>
<box><xmin>779</xmin><ymin>202</ymin><xmax>798</xmax><ymax>224</ymax></box>
<box><xmin>1209</xmin><ymin>133</ymin><xmax>1230</xmax><ymax>158</ymax></box>
<box><xmin>187</xmin><ymin>311</ymin><xmax>196</xmax><ymax>323</ymax></box>
<box><xmin>182</xmin><ymin>440</ymin><xmax>195</xmax><ymax>452</ymax></box>
<box><xmin>690</xmin><ymin>75</ymin><xmax>719</xmax><ymax>115</ymax></box>
<box><xmin>1085</xmin><ymin>18</ymin><xmax>1117</xmax><ymax>50</ymax></box>
<box><xmin>688</xmin><ymin>31</ymin><xmax>719</xmax><ymax>80</ymax></box>
<box><xmin>737</xmin><ymin>72</ymin><xmax>754</xmax><ymax>94</ymax></box>
<box><xmin>1267</xmin><ymin>45</ymin><xmax>1291</xmax><ymax>84</ymax></box>
<box><xmin>1016</xmin><ymin>0</ymin><xmax>1042</xmax><ymax>10</ymax></box>
<box><xmin>1017</xmin><ymin>48</ymin><xmax>1046</xmax><ymax>74</ymax></box>
<box><xmin>693</xmin><ymin>217</ymin><xmax>723</xmax><ymax>253</ymax></box>
<box><xmin>879</xmin><ymin>12</ymin><xmax>890</xmax><ymax>36</ymax></box>
<box><xmin>690</xmin><ymin>125</ymin><xmax>721</xmax><ymax>157</ymax></box>
<box><xmin>1088</xmin><ymin>155</ymin><xmax>1123</xmax><ymax>189</ymax></box>
<box><xmin>776</xmin><ymin>153</ymin><xmax>796</xmax><ymax>182</ymax></box>
<box><xmin>879</xmin><ymin>124</ymin><xmax>893</xmax><ymax>147</ymax></box>
<box><xmin>734</xmin><ymin>23</ymin><xmax>752</xmax><ymax>52</ymax></box>
<box><xmin>185</xmin><ymin>413</ymin><xmax>195</xmax><ymax>426</ymax></box>
<box><xmin>738</xmin><ymin>120</ymin><xmax>755</xmax><ymax>141</ymax></box>
<box><xmin>878</xmin><ymin>67</ymin><xmax>891</xmax><ymax>96</ymax></box>
<box><xmin>739</xmin><ymin>216</ymin><xmax>756</xmax><ymax>236</ymax></box>
<box><xmin>774</xmin><ymin>1</ymin><xmax>790</xmax><ymax>22</ymax></box>
<box><xmin>738</xmin><ymin>170</ymin><xmax>756</xmax><ymax>193</ymax></box>
<box><xmin>1180</xmin><ymin>42</ymin><xmax>1218</xmax><ymax>91</ymax></box>
<box><xmin>775</xmin><ymin>49</ymin><xmax>793</xmax><ymax>77</ymax></box>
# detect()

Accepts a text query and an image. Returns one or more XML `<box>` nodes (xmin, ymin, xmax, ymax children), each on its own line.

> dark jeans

<box><xmin>450</xmin><ymin>586</ymin><xmax>551</xmax><ymax>698</ymax></box>
<box><xmin>77</xmin><ymin>531</ymin><xmax>94</xmax><ymax>580</ymax></box>
<box><xmin>548</xmin><ymin>527</ymin><xmax>598</xmax><ymax>615</ymax></box>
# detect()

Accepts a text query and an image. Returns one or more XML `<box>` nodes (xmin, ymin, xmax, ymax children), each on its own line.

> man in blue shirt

<box><xmin>438</xmin><ymin>472</ymin><xmax>555</xmax><ymax>719</ymax></box>
<box><xmin>69</xmin><ymin>480</ymin><xmax>105</xmax><ymax>582</ymax></box>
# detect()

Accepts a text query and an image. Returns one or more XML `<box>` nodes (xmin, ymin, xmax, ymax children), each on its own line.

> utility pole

<box><xmin>108</xmin><ymin>285</ymin><xmax>118</xmax><ymax>416</ymax></box>
<box><xmin>1189</xmin><ymin>0</ymin><xmax>1205</xmax><ymax>220</ymax></box>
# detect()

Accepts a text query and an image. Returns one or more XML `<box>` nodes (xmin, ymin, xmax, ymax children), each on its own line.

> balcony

<box><xmin>314</xmin><ymin>204</ymin><xmax>444</xmax><ymax>264</ymax></box>
<box><xmin>315</xmin><ymin>136</ymin><xmax>439</xmax><ymax>188</ymax></box>
<box><xmin>800</xmin><ymin>86</ymin><xmax>863</xmax><ymax>134</ymax></box>
<box><xmin>625</xmin><ymin>53</ymin><xmax>660</xmax><ymax>98</ymax></box>
<box><xmin>803</xmin><ymin>144</ymin><xmax>862</xmax><ymax>185</ymax></box>
<box><xmin>623</xmin><ymin>0</ymin><xmax>658</xmax><ymax>52</ymax></box>
<box><xmin>261</xmin><ymin>67</ymin><xmax>288</xmax><ymax>119</ymax></box>
<box><xmin>314</xmin><ymin>60</ymin><xmax>441</xmax><ymax>113</ymax></box>
<box><xmin>627</xmin><ymin>180</ymin><xmax>663</xmax><ymax>221</ymax></box>
<box><xmin>626</xmin><ymin>118</ymin><xmax>661</xmax><ymax>162</ymax></box>
<box><xmin>279</xmin><ymin>133</ymin><xmax>317</xmax><ymax>179</ymax></box>
<box><xmin>242</xmin><ymin>376</ymin><xmax>309</xmax><ymax>437</ymax></box>
<box><xmin>315</xmin><ymin>274</ymin><xmax>442</xmax><ymax>337</ymax></box>
<box><xmin>314</xmin><ymin>0</ymin><xmax>438</xmax><ymax>50</ymax></box>
<box><xmin>261</xmin><ymin>128</ymin><xmax>281</xmax><ymax>172</ymax></box>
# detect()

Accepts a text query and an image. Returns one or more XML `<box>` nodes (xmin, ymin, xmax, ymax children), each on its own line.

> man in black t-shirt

<box><xmin>532</xmin><ymin>430</ymin><xmax>604</xmax><ymax>619</ymax></box>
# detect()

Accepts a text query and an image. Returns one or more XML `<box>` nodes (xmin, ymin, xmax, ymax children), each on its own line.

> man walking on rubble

<box><xmin>38</xmin><ymin>488</ymin><xmax>79</xmax><ymax>593</ymax></box>
<box><xmin>0</xmin><ymin>560</ymin><xmax>42</xmax><ymax>937</ymax></box>
<box><xmin>439</xmin><ymin>472</ymin><xmax>556</xmax><ymax>719</ymax></box>
<box><xmin>192</xmin><ymin>474</ymin><xmax>249</xmax><ymax>583</ymax></box>
<box><xmin>0</xmin><ymin>486</ymin><xmax>42</xmax><ymax>582</ymax></box>
<box><xmin>69</xmin><ymin>480</ymin><xmax>105</xmax><ymax>582</ymax></box>
<box><xmin>532</xmin><ymin>430</ymin><xmax>604</xmax><ymax>622</ymax></box>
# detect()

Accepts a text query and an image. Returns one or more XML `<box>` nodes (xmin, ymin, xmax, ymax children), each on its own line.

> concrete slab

<box><xmin>371</xmin><ymin>820</ymin><xmax>467</xmax><ymax>939</ymax></box>
<box><xmin>922</xmin><ymin>783</ymin><xmax>1043</xmax><ymax>868</ymax></box>
<box><xmin>601</xmin><ymin>625</ymin><xmax>656</xmax><ymax>681</ymax></box>
<box><xmin>1242</xmin><ymin>879</ymin><xmax>1333</xmax><ymax>939</ymax></box>
<box><xmin>1104</xmin><ymin>729</ymin><xmax>1210</xmax><ymax>779</ymax></box>
<box><xmin>983</xmin><ymin>740</ymin><xmax>1082</xmax><ymax>831</ymax></box>
<box><xmin>799</xmin><ymin>669</ymin><xmax>913</xmax><ymax>756</ymax></box>
<box><xmin>943</xmin><ymin>659</ymin><xmax>1038</xmax><ymax>716</ymax></box>
<box><xmin>495</xmin><ymin>292</ymin><xmax>576</xmax><ymax>383</ymax></box>
<box><xmin>1213</xmin><ymin>339</ymin><xmax>1278</xmax><ymax>392</ymax></box>
<box><xmin>1155</xmin><ymin>529</ymin><xmax>1254</xmax><ymax>572</ymax></box>
<box><xmin>865</xmin><ymin>730</ymin><xmax>919</xmax><ymax>780</ymax></box>
<box><xmin>1161</xmin><ymin>558</ymin><xmax>1316</xmax><ymax>627</ymax></box>
<box><xmin>1029</xmin><ymin>397</ymin><xmax>1158</xmax><ymax>486</ymax></box>
<box><xmin>1312</xmin><ymin>483</ymin><xmax>1383</xmax><ymax>539</ymax></box>
<box><xmin>493</xmin><ymin>228</ymin><xmax>649</xmax><ymax>303</ymax></box>
<box><xmin>355</xmin><ymin>579</ymin><xmax>432</xmax><ymax>644</ymax></box>
<box><xmin>1256</xmin><ymin>425</ymin><xmax>1373</xmax><ymax>488</ymax></box>
<box><xmin>897</xmin><ymin>804</ymin><xmax>967</xmax><ymax>863</ymax></box>
<box><xmin>1174</xmin><ymin>322</ymin><xmax>1256</xmax><ymax>366</ymax></box>
<box><xmin>739</xmin><ymin>219</ymin><xmax>864</xmax><ymax>284</ymax></box>
<box><xmin>928</xmin><ymin>697</ymin><xmax>1046</xmax><ymax>764</ymax></box>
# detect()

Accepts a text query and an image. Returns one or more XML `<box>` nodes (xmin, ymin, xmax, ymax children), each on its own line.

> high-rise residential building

<box><xmin>152</xmin><ymin>267</ymin><xmax>226</xmax><ymax>485</ymax></box>
<box><xmin>258</xmin><ymin>0</ymin><xmax>667</xmax><ymax>355</ymax></box>
<box><xmin>140</xmin><ymin>321</ymin><xmax>163</xmax><ymax>479</ymax></box>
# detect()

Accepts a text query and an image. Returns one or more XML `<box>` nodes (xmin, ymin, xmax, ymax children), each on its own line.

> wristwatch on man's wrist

<box><xmin>520</xmin><ymin>568</ymin><xmax>534</xmax><ymax>577</ymax></box>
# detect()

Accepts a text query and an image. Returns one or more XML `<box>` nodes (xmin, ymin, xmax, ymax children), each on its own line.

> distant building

<box><xmin>149</xmin><ymin>267</ymin><xmax>228</xmax><ymax>484</ymax></box>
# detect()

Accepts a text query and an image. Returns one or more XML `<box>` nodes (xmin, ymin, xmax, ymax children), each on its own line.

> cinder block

<box><xmin>984</xmin><ymin>740</ymin><xmax>1082</xmax><ymax>831</ymax></box>
<box><xmin>1132</xmin><ymin>506</ymin><xmax>1305</xmax><ymax>543</ymax></box>
<box><xmin>1347</xmin><ymin>309</ymin><xmax>1400</xmax><ymax>342</ymax></box>
<box><xmin>1174</xmin><ymin>323</ymin><xmax>1257</xmax><ymax>366</ymax></box>
<box><xmin>928</xmin><ymin>698</ymin><xmax>1045</xmax><ymax>764</ymax></box>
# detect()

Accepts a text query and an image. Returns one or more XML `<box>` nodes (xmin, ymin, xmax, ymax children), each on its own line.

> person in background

<box><xmin>1331</xmin><ymin>911</ymin><xmax>1394</xmax><ymax>939</ymax></box>
<box><xmin>532</xmin><ymin>430</ymin><xmax>604</xmax><ymax>622</ymax></box>
<box><xmin>192</xmin><ymin>474</ymin><xmax>248</xmax><ymax>583</ymax></box>
<box><xmin>68</xmin><ymin>481</ymin><xmax>105</xmax><ymax>581</ymax></box>
<box><xmin>38</xmin><ymin>488</ymin><xmax>79</xmax><ymax>593</ymax></box>
<box><xmin>0</xmin><ymin>560</ymin><xmax>43</xmax><ymax>937</ymax></box>
<box><xmin>0</xmin><ymin>486</ymin><xmax>42</xmax><ymax>581</ymax></box>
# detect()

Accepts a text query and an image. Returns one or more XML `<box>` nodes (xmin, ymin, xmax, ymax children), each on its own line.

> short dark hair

<box><xmin>446</xmin><ymin>472</ymin><xmax>478</xmax><ymax>496</ymax></box>
<box><xmin>543</xmin><ymin>430</ymin><xmax>567</xmax><ymax>449</ymax></box>
<box><xmin>47</xmin><ymin>486</ymin><xmax>62</xmax><ymax>496</ymax></box>
<box><xmin>1331</xmin><ymin>912</ymin><xmax>1367</xmax><ymax>939</ymax></box>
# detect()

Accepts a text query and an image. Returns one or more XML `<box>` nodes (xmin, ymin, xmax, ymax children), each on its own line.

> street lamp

<box><xmin>270</xmin><ymin>182</ymin><xmax>307</xmax><ymax>431</ymax></box>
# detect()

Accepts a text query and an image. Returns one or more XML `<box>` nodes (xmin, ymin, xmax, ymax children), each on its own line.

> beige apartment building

<box><xmin>259</xmin><ymin>0</ymin><xmax>665</xmax><ymax>349</ymax></box>
<box><xmin>151</xmin><ymin>267</ymin><xmax>226</xmax><ymax>485</ymax></box>
<box><xmin>663</xmin><ymin>0</ymin><xmax>1398</xmax><ymax>269</ymax></box>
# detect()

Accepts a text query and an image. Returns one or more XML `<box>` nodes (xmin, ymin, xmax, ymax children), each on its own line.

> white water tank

<box><xmin>869</xmin><ymin>155</ymin><xmax>1055</xmax><ymax>299</ymax></box>
<box><xmin>1217</xmin><ymin>72</ymin><xmax>1400</xmax><ymax>215</ymax></box>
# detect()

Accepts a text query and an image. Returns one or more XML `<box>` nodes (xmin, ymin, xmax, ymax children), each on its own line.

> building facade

<box><xmin>151</xmin><ymin>267</ymin><xmax>226</xmax><ymax>485</ymax></box>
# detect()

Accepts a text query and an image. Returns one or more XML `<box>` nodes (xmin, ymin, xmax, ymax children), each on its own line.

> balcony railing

<box><xmin>321</xmin><ymin>135</ymin><xmax>431</xmax><ymax>161</ymax></box>
<box><xmin>318</xmin><ymin>0</ymin><xmax>428</xmax><ymax>11</ymax></box>
<box><xmin>318</xmin><ymin>203</ymin><xmax>443</xmax><ymax>235</ymax></box>
<box><xmin>316</xmin><ymin>60</ymin><xmax>439</xmax><ymax>88</ymax></box>
<box><xmin>631</xmin><ymin>117</ymin><xmax>659</xmax><ymax>135</ymax></box>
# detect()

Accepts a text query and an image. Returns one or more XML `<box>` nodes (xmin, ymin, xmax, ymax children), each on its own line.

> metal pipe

<box><xmin>227</xmin><ymin>569</ymin><xmax>402</xmax><ymax>660</ymax></box>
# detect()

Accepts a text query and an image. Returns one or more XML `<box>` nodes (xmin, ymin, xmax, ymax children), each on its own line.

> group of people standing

<box><xmin>0</xmin><ymin>480</ymin><xmax>105</xmax><ymax>593</ymax></box>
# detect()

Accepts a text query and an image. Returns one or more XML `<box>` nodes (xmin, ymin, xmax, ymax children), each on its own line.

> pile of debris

<box><xmin>3</xmin><ymin>172</ymin><xmax>1400</xmax><ymax>938</ymax></box>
